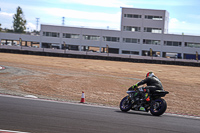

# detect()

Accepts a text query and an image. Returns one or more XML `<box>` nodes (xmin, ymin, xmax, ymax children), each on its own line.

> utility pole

<box><xmin>62</xmin><ymin>17</ymin><xmax>65</xmax><ymax>26</ymax></box>
<box><xmin>36</xmin><ymin>18</ymin><xmax>39</xmax><ymax>31</ymax></box>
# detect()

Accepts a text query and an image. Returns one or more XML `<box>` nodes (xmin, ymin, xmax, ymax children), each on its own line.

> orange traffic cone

<box><xmin>80</xmin><ymin>91</ymin><xmax>85</xmax><ymax>103</ymax></box>
<box><xmin>0</xmin><ymin>66</ymin><xmax>5</xmax><ymax>70</ymax></box>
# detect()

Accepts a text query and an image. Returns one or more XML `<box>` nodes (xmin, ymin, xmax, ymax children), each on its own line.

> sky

<box><xmin>0</xmin><ymin>0</ymin><xmax>200</xmax><ymax>35</ymax></box>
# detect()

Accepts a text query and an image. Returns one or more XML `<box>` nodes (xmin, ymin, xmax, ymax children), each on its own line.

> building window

<box><xmin>103</xmin><ymin>36</ymin><xmax>120</xmax><ymax>42</ymax></box>
<box><xmin>83</xmin><ymin>35</ymin><xmax>100</xmax><ymax>41</ymax></box>
<box><xmin>63</xmin><ymin>33</ymin><xmax>79</xmax><ymax>39</ymax></box>
<box><xmin>123</xmin><ymin>38</ymin><xmax>140</xmax><ymax>43</ymax></box>
<box><xmin>185</xmin><ymin>42</ymin><xmax>200</xmax><ymax>48</ymax></box>
<box><xmin>145</xmin><ymin>15</ymin><xmax>163</xmax><ymax>20</ymax></box>
<box><xmin>123</xmin><ymin>26</ymin><xmax>141</xmax><ymax>32</ymax></box>
<box><xmin>143</xmin><ymin>39</ymin><xmax>161</xmax><ymax>45</ymax></box>
<box><xmin>43</xmin><ymin>32</ymin><xmax>60</xmax><ymax>37</ymax></box>
<box><xmin>124</xmin><ymin>14</ymin><xmax>142</xmax><ymax>18</ymax></box>
<box><xmin>52</xmin><ymin>32</ymin><xmax>58</xmax><ymax>37</ymax></box>
<box><xmin>144</xmin><ymin>27</ymin><xmax>162</xmax><ymax>33</ymax></box>
<box><xmin>164</xmin><ymin>41</ymin><xmax>182</xmax><ymax>47</ymax></box>
<box><xmin>122</xmin><ymin>50</ymin><xmax>139</xmax><ymax>55</ymax></box>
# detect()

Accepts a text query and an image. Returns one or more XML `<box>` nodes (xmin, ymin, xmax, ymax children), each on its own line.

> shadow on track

<box><xmin>115</xmin><ymin>110</ymin><xmax>162</xmax><ymax>117</ymax></box>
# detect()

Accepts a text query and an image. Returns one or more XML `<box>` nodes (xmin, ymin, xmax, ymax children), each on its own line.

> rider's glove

<box><xmin>133</xmin><ymin>84</ymin><xmax>138</xmax><ymax>89</ymax></box>
<box><xmin>128</xmin><ymin>84</ymin><xmax>138</xmax><ymax>91</ymax></box>
<box><xmin>132</xmin><ymin>84</ymin><xmax>137</xmax><ymax>89</ymax></box>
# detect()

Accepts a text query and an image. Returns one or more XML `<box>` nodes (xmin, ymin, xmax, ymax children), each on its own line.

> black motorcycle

<box><xmin>120</xmin><ymin>87</ymin><xmax>169</xmax><ymax>116</ymax></box>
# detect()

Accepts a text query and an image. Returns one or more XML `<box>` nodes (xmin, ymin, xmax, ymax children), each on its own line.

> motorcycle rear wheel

<box><xmin>150</xmin><ymin>98</ymin><xmax>167</xmax><ymax>116</ymax></box>
<box><xmin>120</xmin><ymin>96</ymin><xmax>132</xmax><ymax>112</ymax></box>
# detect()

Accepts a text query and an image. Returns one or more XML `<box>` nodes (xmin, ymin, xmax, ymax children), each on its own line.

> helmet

<box><xmin>146</xmin><ymin>72</ymin><xmax>154</xmax><ymax>77</ymax></box>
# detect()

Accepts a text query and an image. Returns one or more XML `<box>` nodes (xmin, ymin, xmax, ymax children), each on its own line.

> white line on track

<box><xmin>0</xmin><ymin>129</ymin><xmax>29</xmax><ymax>133</ymax></box>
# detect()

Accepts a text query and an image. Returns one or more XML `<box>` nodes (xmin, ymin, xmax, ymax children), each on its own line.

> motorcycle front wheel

<box><xmin>150</xmin><ymin>98</ymin><xmax>167</xmax><ymax>116</ymax></box>
<box><xmin>120</xmin><ymin>96</ymin><xmax>132</xmax><ymax>112</ymax></box>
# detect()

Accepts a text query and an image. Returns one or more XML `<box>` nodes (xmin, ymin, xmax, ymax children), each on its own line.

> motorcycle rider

<box><xmin>128</xmin><ymin>72</ymin><xmax>164</xmax><ymax>101</ymax></box>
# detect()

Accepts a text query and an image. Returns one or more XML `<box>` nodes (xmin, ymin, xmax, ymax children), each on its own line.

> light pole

<box><xmin>106</xmin><ymin>45</ymin><xmax>109</xmax><ymax>56</ymax></box>
<box><xmin>196</xmin><ymin>51</ymin><xmax>198</xmax><ymax>62</ymax></box>
<box><xmin>150</xmin><ymin>48</ymin><xmax>153</xmax><ymax>59</ymax></box>
<box><xmin>36</xmin><ymin>18</ymin><xmax>39</xmax><ymax>31</ymax></box>
<box><xmin>63</xmin><ymin>41</ymin><xmax>66</xmax><ymax>53</ymax></box>
<box><xmin>86</xmin><ymin>46</ymin><xmax>88</xmax><ymax>55</ymax></box>
<box><xmin>19</xmin><ymin>38</ymin><xmax>22</xmax><ymax>50</ymax></box>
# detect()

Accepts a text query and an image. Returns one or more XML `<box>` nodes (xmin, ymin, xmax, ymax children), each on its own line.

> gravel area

<box><xmin>0</xmin><ymin>53</ymin><xmax>200</xmax><ymax>116</ymax></box>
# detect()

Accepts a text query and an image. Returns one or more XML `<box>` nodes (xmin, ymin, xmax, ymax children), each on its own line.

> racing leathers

<box><xmin>129</xmin><ymin>75</ymin><xmax>164</xmax><ymax>93</ymax></box>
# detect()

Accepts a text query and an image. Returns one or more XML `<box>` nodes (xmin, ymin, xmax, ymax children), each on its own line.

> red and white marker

<box><xmin>0</xmin><ymin>66</ymin><xmax>5</xmax><ymax>70</ymax></box>
<box><xmin>80</xmin><ymin>91</ymin><xmax>85</xmax><ymax>103</ymax></box>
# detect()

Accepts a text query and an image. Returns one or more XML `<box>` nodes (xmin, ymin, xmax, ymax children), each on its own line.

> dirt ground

<box><xmin>0</xmin><ymin>53</ymin><xmax>200</xmax><ymax>116</ymax></box>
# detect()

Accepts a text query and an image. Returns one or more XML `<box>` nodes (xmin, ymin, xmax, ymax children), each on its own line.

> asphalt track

<box><xmin>0</xmin><ymin>95</ymin><xmax>199</xmax><ymax>133</ymax></box>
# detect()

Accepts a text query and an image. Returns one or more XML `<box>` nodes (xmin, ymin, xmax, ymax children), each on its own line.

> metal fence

<box><xmin>0</xmin><ymin>45</ymin><xmax>199</xmax><ymax>67</ymax></box>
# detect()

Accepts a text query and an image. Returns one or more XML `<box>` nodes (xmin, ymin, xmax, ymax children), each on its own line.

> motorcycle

<box><xmin>120</xmin><ymin>87</ymin><xmax>169</xmax><ymax>116</ymax></box>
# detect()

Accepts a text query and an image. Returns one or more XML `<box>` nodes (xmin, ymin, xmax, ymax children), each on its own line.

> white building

<box><xmin>1</xmin><ymin>7</ymin><xmax>200</xmax><ymax>59</ymax></box>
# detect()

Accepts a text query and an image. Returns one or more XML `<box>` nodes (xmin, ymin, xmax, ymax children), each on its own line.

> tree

<box><xmin>0</xmin><ymin>23</ymin><xmax>2</xmax><ymax>31</ymax></box>
<box><xmin>13</xmin><ymin>6</ymin><xmax>27</xmax><ymax>33</ymax></box>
